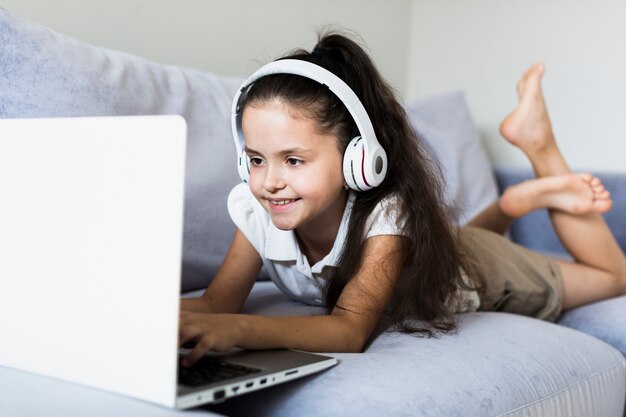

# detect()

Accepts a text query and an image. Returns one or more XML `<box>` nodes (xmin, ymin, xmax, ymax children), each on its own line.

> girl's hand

<box><xmin>178</xmin><ymin>311</ymin><xmax>243</xmax><ymax>367</ymax></box>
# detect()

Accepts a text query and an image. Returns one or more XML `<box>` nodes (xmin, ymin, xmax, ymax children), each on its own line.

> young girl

<box><xmin>179</xmin><ymin>33</ymin><xmax>626</xmax><ymax>367</ymax></box>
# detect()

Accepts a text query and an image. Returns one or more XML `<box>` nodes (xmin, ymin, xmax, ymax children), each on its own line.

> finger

<box><xmin>178</xmin><ymin>324</ymin><xmax>200</xmax><ymax>347</ymax></box>
<box><xmin>181</xmin><ymin>340</ymin><xmax>212</xmax><ymax>367</ymax></box>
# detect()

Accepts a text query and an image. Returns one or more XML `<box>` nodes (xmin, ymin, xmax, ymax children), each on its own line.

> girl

<box><xmin>179</xmin><ymin>33</ymin><xmax>626</xmax><ymax>367</ymax></box>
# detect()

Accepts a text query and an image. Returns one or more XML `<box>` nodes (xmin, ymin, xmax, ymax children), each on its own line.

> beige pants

<box><xmin>457</xmin><ymin>226</ymin><xmax>564</xmax><ymax>322</ymax></box>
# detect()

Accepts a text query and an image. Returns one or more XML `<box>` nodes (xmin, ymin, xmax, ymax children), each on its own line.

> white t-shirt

<box><xmin>227</xmin><ymin>183</ymin><xmax>406</xmax><ymax>305</ymax></box>
<box><xmin>227</xmin><ymin>183</ymin><xmax>479</xmax><ymax>312</ymax></box>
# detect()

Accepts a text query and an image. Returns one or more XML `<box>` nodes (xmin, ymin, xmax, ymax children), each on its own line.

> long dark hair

<box><xmin>239</xmin><ymin>30</ymin><xmax>469</xmax><ymax>335</ymax></box>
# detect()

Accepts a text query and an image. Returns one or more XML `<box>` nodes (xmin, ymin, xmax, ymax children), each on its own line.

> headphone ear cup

<box><xmin>237</xmin><ymin>150</ymin><xmax>251</xmax><ymax>183</ymax></box>
<box><xmin>342</xmin><ymin>136</ymin><xmax>364</xmax><ymax>191</ymax></box>
<box><xmin>342</xmin><ymin>136</ymin><xmax>387</xmax><ymax>191</ymax></box>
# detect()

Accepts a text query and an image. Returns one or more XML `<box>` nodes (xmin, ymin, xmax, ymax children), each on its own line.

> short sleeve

<box><xmin>364</xmin><ymin>195</ymin><xmax>408</xmax><ymax>239</ymax></box>
<box><xmin>227</xmin><ymin>183</ymin><xmax>267</xmax><ymax>256</ymax></box>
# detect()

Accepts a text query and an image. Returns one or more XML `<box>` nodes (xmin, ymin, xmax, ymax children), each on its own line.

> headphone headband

<box><xmin>231</xmin><ymin>59</ymin><xmax>387</xmax><ymax>191</ymax></box>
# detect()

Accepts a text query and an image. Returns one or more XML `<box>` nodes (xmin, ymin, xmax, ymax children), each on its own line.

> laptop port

<box><xmin>260</xmin><ymin>378</ymin><xmax>267</xmax><ymax>385</ymax></box>
<box><xmin>213</xmin><ymin>390</ymin><xmax>226</xmax><ymax>401</ymax></box>
<box><xmin>245</xmin><ymin>382</ymin><xmax>254</xmax><ymax>388</ymax></box>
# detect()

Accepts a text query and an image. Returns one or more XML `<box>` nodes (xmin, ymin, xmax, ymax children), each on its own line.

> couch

<box><xmin>1</xmin><ymin>7</ymin><xmax>625</xmax><ymax>417</ymax></box>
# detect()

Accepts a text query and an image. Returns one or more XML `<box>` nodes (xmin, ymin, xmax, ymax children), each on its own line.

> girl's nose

<box><xmin>262</xmin><ymin>165</ymin><xmax>286</xmax><ymax>192</ymax></box>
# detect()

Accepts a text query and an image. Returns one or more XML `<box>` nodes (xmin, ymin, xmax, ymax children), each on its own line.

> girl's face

<box><xmin>242</xmin><ymin>99</ymin><xmax>347</xmax><ymax>233</ymax></box>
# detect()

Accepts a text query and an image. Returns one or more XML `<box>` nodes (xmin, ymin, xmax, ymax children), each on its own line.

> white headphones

<box><xmin>231</xmin><ymin>59</ymin><xmax>388</xmax><ymax>191</ymax></box>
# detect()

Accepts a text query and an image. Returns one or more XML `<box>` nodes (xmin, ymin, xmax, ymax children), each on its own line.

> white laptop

<box><xmin>0</xmin><ymin>115</ymin><xmax>337</xmax><ymax>409</ymax></box>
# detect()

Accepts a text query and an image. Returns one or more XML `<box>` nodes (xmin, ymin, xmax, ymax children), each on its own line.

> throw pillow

<box><xmin>406</xmin><ymin>91</ymin><xmax>499</xmax><ymax>224</ymax></box>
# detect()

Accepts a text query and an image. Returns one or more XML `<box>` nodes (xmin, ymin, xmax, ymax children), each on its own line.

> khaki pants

<box><xmin>457</xmin><ymin>226</ymin><xmax>564</xmax><ymax>322</ymax></box>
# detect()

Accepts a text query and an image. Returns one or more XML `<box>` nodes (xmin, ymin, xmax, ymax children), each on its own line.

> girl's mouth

<box><xmin>270</xmin><ymin>198</ymin><xmax>300</xmax><ymax>206</ymax></box>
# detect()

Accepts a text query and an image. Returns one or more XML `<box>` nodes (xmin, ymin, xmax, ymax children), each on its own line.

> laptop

<box><xmin>0</xmin><ymin>115</ymin><xmax>337</xmax><ymax>409</ymax></box>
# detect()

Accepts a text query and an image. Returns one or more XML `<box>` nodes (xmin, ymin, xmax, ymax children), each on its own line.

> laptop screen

<box><xmin>0</xmin><ymin>116</ymin><xmax>187</xmax><ymax>407</ymax></box>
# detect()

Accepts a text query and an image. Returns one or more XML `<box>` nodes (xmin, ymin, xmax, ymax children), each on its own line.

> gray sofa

<box><xmin>1</xmin><ymin>7</ymin><xmax>625</xmax><ymax>417</ymax></box>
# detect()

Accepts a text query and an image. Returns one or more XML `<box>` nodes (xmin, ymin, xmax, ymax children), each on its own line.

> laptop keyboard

<box><xmin>178</xmin><ymin>355</ymin><xmax>262</xmax><ymax>387</ymax></box>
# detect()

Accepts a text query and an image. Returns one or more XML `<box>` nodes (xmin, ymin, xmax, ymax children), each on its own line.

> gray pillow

<box><xmin>0</xmin><ymin>7</ymin><xmax>242</xmax><ymax>292</ymax></box>
<box><xmin>406</xmin><ymin>92</ymin><xmax>498</xmax><ymax>224</ymax></box>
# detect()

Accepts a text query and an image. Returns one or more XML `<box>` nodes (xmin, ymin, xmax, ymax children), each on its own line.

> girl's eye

<box><xmin>249</xmin><ymin>157</ymin><xmax>265</xmax><ymax>167</ymax></box>
<box><xmin>287</xmin><ymin>158</ymin><xmax>303</xmax><ymax>167</ymax></box>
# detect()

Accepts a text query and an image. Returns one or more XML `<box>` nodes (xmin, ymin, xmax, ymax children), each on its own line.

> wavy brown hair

<box><xmin>239</xmin><ymin>31</ymin><xmax>470</xmax><ymax>335</ymax></box>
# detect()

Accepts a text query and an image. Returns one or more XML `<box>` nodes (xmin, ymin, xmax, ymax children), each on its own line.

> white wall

<box><xmin>0</xmin><ymin>0</ymin><xmax>411</xmax><ymax>93</ymax></box>
<box><xmin>3</xmin><ymin>0</ymin><xmax>625</xmax><ymax>172</ymax></box>
<box><xmin>407</xmin><ymin>0</ymin><xmax>626</xmax><ymax>172</ymax></box>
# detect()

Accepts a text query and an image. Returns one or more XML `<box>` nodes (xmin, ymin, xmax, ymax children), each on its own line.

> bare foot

<box><xmin>499</xmin><ymin>63</ymin><xmax>556</xmax><ymax>156</ymax></box>
<box><xmin>499</xmin><ymin>173</ymin><xmax>613</xmax><ymax>218</ymax></box>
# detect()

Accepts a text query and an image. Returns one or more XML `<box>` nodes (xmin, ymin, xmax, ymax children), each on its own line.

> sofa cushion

<box><xmin>203</xmin><ymin>281</ymin><xmax>626</xmax><ymax>417</ymax></box>
<box><xmin>559</xmin><ymin>295</ymin><xmax>626</xmax><ymax>357</ymax></box>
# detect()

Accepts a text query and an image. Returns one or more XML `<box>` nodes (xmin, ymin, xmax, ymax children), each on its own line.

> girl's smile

<box><xmin>267</xmin><ymin>198</ymin><xmax>301</xmax><ymax>214</ymax></box>
<box><xmin>241</xmin><ymin>99</ymin><xmax>348</xmax><ymax>245</ymax></box>
<box><xmin>268</xmin><ymin>198</ymin><xmax>300</xmax><ymax>206</ymax></box>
